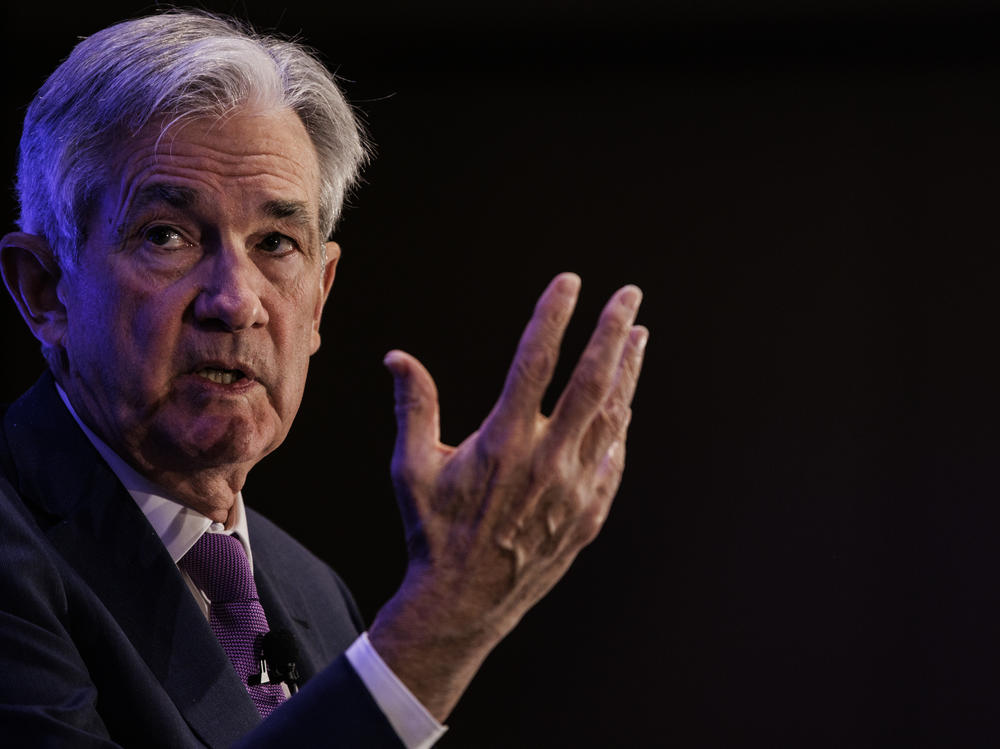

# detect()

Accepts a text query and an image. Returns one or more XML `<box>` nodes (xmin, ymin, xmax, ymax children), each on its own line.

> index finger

<box><xmin>489</xmin><ymin>273</ymin><xmax>581</xmax><ymax>432</ymax></box>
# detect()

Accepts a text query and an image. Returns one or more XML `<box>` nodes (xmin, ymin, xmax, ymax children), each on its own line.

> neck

<box><xmin>138</xmin><ymin>466</ymin><xmax>244</xmax><ymax>525</ymax></box>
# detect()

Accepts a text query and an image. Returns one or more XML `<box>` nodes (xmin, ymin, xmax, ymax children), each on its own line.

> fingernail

<box><xmin>383</xmin><ymin>350</ymin><xmax>404</xmax><ymax>374</ymax></box>
<box><xmin>630</xmin><ymin>326</ymin><xmax>649</xmax><ymax>351</ymax></box>
<box><xmin>619</xmin><ymin>285</ymin><xmax>642</xmax><ymax>312</ymax></box>
<box><xmin>555</xmin><ymin>272</ymin><xmax>581</xmax><ymax>297</ymax></box>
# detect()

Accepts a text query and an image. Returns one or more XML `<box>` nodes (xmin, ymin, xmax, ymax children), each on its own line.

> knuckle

<box><xmin>611</xmin><ymin>441</ymin><xmax>625</xmax><ymax>468</ymax></box>
<box><xmin>529</xmin><ymin>452</ymin><xmax>563</xmax><ymax>488</ymax></box>
<box><xmin>622</xmin><ymin>347</ymin><xmax>642</xmax><ymax>381</ymax></box>
<box><xmin>393</xmin><ymin>391</ymin><xmax>426</xmax><ymax>417</ymax></box>
<box><xmin>531</xmin><ymin>443</ymin><xmax>576</xmax><ymax>488</ymax></box>
<box><xmin>599</xmin><ymin>307</ymin><xmax>631</xmax><ymax>339</ymax></box>
<box><xmin>575</xmin><ymin>359</ymin><xmax>611</xmax><ymax>406</ymax></box>
<box><xmin>563</xmin><ymin>487</ymin><xmax>587</xmax><ymax>516</ymax></box>
<box><xmin>544</xmin><ymin>502</ymin><xmax>568</xmax><ymax>537</ymax></box>
<box><xmin>393</xmin><ymin>398</ymin><xmax>426</xmax><ymax>425</ymax></box>
<box><xmin>564</xmin><ymin>499</ymin><xmax>607</xmax><ymax>548</ymax></box>
<box><xmin>514</xmin><ymin>343</ymin><xmax>555</xmax><ymax>386</ymax></box>
<box><xmin>619</xmin><ymin>407</ymin><xmax>633</xmax><ymax>435</ymax></box>
<box><xmin>578</xmin><ymin>511</ymin><xmax>605</xmax><ymax>545</ymax></box>
<box><xmin>603</xmin><ymin>441</ymin><xmax>626</xmax><ymax>474</ymax></box>
<box><xmin>609</xmin><ymin>403</ymin><xmax>632</xmax><ymax>434</ymax></box>
<box><xmin>597</xmin><ymin>399</ymin><xmax>628</xmax><ymax>433</ymax></box>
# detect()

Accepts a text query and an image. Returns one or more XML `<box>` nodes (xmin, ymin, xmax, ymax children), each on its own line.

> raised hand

<box><xmin>369</xmin><ymin>273</ymin><xmax>648</xmax><ymax>720</ymax></box>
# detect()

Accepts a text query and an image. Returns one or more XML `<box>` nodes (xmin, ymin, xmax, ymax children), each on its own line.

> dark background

<box><xmin>3</xmin><ymin>2</ymin><xmax>1000</xmax><ymax>746</ymax></box>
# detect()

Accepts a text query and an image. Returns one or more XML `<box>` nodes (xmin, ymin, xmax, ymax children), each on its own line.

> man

<box><xmin>0</xmin><ymin>11</ymin><xmax>647</xmax><ymax>747</ymax></box>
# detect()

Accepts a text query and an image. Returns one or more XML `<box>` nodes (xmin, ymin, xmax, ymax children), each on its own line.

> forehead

<box><xmin>105</xmin><ymin>107</ymin><xmax>322</xmax><ymax>230</ymax></box>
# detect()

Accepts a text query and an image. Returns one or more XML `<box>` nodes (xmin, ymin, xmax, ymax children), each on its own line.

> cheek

<box><xmin>269</xmin><ymin>304</ymin><xmax>318</xmax><ymax>402</ymax></box>
<box><xmin>65</xmin><ymin>276</ymin><xmax>180</xmax><ymax>379</ymax></box>
<box><xmin>62</xmin><ymin>278</ymin><xmax>119</xmax><ymax>364</ymax></box>
<box><xmin>277</xmin><ymin>277</ymin><xmax>325</xmax><ymax>351</ymax></box>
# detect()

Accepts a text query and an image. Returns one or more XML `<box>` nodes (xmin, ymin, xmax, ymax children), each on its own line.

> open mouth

<box><xmin>195</xmin><ymin>367</ymin><xmax>248</xmax><ymax>385</ymax></box>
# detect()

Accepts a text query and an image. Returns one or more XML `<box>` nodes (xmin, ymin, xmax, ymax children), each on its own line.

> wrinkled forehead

<box><xmin>100</xmin><ymin>107</ymin><xmax>323</xmax><ymax>235</ymax></box>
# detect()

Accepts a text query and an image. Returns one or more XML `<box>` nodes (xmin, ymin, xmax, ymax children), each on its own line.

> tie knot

<box><xmin>179</xmin><ymin>532</ymin><xmax>257</xmax><ymax>604</ymax></box>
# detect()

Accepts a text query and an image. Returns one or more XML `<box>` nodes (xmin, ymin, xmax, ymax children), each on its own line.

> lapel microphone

<box><xmin>249</xmin><ymin>628</ymin><xmax>301</xmax><ymax>693</ymax></box>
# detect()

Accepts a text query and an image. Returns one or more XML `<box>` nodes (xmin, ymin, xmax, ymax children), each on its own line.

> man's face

<box><xmin>56</xmin><ymin>107</ymin><xmax>336</xmax><ymax>486</ymax></box>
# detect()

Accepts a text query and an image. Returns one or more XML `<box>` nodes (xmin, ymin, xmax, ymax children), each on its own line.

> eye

<box><xmin>258</xmin><ymin>233</ymin><xmax>298</xmax><ymax>256</ymax></box>
<box><xmin>144</xmin><ymin>225</ymin><xmax>190</xmax><ymax>250</ymax></box>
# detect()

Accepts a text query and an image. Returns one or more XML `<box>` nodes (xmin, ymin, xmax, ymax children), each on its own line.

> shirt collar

<box><xmin>54</xmin><ymin>383</ymin><xmax>253</xmax><ymax>568</ymax></box>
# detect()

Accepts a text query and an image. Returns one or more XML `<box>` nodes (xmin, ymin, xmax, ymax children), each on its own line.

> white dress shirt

<box><xmin>55</xmin><ymin>384</ymin><xmax>446</xmax><ymax>749</ymax></box>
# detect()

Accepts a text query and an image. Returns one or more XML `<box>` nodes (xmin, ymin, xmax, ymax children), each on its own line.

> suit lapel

<box><xmin>254</xmin><ymin>555</ymin><xmax>326</xmax><ymax>685</ymax></box>
<box><xmin>3</xmin><ymin>374</ymin><xmax>262</xmax><ymax>747</ymax></box>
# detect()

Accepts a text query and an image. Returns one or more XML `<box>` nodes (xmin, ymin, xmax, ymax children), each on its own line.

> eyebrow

<box><xmin>132</xmin><ymin>183</ymin><xmax>200</xmax><ymax>212</ymax></box>
<box><xmin>262</xmin><ymin>199</ymin><xmax>312</xmax><ymax>223</ymax></box>
<box><xmin>130</xmin><ymin>189</ymin><xmax>313</xmax><ymax>220</ymax></box>
<box><xmin>262</xmin><ymin>200</ymin><xmax>320</xmax><ymax>252</ymax></box>
<box><xmin>113</xmin><ymin>183</ymin><xmax>199</xmax><ymax>242</ymax></box>
<box><xmin>117</xmin><ymin>185</ymin><xmax>318</xmax><ymax>243</ymax></box>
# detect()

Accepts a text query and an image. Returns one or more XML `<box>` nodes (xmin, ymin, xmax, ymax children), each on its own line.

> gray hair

<box><xmin>16</xmin><ymin>10</ymin><xmax>368</xmax><ymax>267</ymax></box>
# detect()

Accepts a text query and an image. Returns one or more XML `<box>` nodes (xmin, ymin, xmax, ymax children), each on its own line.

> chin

<box><xmin>153</xmin><ymin>409</ymin><xmax>284</xmax><ymax>470</ymax></box>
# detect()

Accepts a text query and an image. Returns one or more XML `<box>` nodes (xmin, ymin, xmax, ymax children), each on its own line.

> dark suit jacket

<box><xmin>0</xmin><ymin>373</ymin><xmax>404</xmax><ymax>747</ymax></box>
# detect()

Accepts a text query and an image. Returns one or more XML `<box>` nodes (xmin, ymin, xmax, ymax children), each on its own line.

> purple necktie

<box><xmin>179</xmin><ymin>532</ymin><xmax>286</xmax><ymax>718</ymax></box>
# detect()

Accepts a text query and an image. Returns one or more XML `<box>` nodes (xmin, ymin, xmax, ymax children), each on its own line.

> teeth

<box><xmin>196</xmin><ymin>368</ymin><xmax>243</xmax><ymax>385</ymax></box>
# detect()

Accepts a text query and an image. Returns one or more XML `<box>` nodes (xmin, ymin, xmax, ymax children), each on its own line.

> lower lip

<box><xmin>181</xmin><ymin>373</ymin><xmax>261</xmax><ymax>395</ymax></box>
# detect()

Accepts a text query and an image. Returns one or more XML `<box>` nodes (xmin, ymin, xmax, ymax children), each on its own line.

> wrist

<box><xmin>368</xmin><ymin>570</ymin><xmax>500</xmax><ymax>721</ymax></box>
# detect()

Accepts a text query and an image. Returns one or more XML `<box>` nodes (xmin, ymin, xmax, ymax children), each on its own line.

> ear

<box><xmin>0</xmin><ymin>232</ymin><xmax>67</xmax><ymax>350</ymax></box>
<box><xmin>310</xmin><ymin>240</ymin><xmax>340</xmax><ymax>354</ymax></box>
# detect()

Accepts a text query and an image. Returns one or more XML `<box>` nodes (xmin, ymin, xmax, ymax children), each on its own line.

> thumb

<box><xmin>384</xmin><ymin>350</ymin><xmax>441</xmax><ymax>482</ymax></box>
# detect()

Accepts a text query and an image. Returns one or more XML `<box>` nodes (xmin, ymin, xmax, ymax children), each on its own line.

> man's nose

<box><xmin>193</xmin><ymin>247</ymin><xmax>269</xmax><ymax>331</ymax></box>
